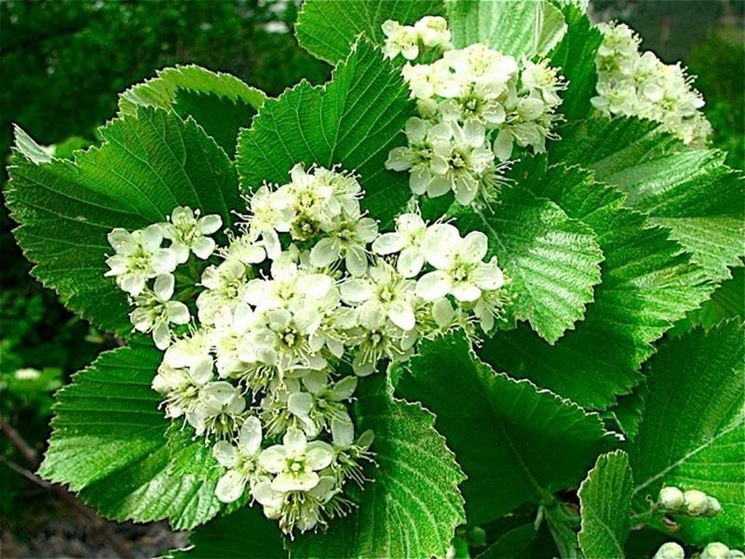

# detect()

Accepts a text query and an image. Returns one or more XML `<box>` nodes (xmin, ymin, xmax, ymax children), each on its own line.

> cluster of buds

<box><xmin>104</xmin><ymin>164</ymin><xmax>508</xmax><ymax>535</ymax></box>
<box><xmin>383</xmin><ymin>17</ymin><xmax>566</xmax><ymax>206</ymax></box>
<box><xmin>382</xmin><ymin>15</ymin><xmax>452</xmax><ymax>61</ymax></box>
<box><xmin>658</xmin><ymin>486</ymin><xmax>722</xmax><ymax>518</ymax></box>
<box><xmin>592</xmin><ymin>22</ymin><xmax>711</xmax><ymax>147</ymax></box>
<box><xmin>654</xmin><ymin>542</ymin><xmax>745</xmax><ymax>559</ymax></box>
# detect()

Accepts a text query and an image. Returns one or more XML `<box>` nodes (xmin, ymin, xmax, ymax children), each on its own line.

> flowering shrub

<box><xmin>4</xmin><ymin>1</ymin><xmax>743</xmax><ymax>557</ymax></box>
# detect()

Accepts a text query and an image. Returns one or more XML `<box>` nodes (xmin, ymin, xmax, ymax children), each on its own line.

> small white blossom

<box><xmin>105</xmin><ymin>225</ymin><xmax>177</xmax><ymax>296</ymax></box>
<box><xmin>213</xmin><ymin>416</ymin><xmax>264</xmax><ymax>503</ymax></box>
<box><xmin>259</xmin><ymin>427</ymin><xmax>334</xmax><ymax>492</ymax></box>
<box><xmin>382</xmin><ymin>20</ymin><xmax>420</xmax><ymax>60</ymax></box>
<box><xmin>372</xmin><ymin>212</ymin><xmax>428</xmax><ymax>278</ymax></box>
<box><xmin>310</xmin><ymin>217</ymin><xmax>378</xmax><ymax>276</ymax></box>
<box><xmin>162</xmin><ymin>206</ymin><xmax>222</xmax><ymax>263</ymax></box>
<box><xmin>129</xmin><ymin>273</ymin><xmax>190</xmax><ymax>349</ymax></box>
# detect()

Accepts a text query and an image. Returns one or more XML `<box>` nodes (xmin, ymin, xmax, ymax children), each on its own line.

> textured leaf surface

<box><xmin>236</xmin><ymin>40</ymin><xmax>415</xmax><ymax>225</ymax></box>
<box><xmin>557</xmin><ymin>117</ymin><xmax>745</xmax><ymax>282</ymax></box>
<box><xmin>578</xmin><ymin>450</ymin><xmax>634</xmax><ymax>559</ymax></box>
<box><xmin>548</xmin><ymin>4</ymin><xmax>603</xmax><ymax>121</ymax></box>
<box><xmin>671</xmin><ymin>267</ymin><xmax>745</xmax><ymax>336</ymax></box>
<box><xmin>38</xmin><ymin>345</ymin><xmax>224</xmax><ymax>530</ymax></box>
<box><xmin>119</xmin><ymin>65</ymin><xmax>265</xmax><ymax>157</ymax></box>
<box><xmin>480</xmin><ymin>164</ymin><xmax>712</xmax><ymax>409</ymax></box>
<box><xmin>291</xmin><ymin>372</ymin><xmax>466</xmax><ymax>558</ymax></box>
<box><xmin>454</xmin><ymin>185</ymin><xmax>603</xmax><ymax>343</ymax></box>
<box><xmin>170</xmin><ymin>507</ymin><xmax>285</xmax><ymax>559</ymax></box>
<box><xmin>629</xmin><ymin>321</ymin><xmax>745</xmax><ymax>548</ymax></box>
<box><xmin>296</xmin><ymin>0</ymin><xmax>445</xmax><ymax>64</ymax></box>
<box><xmin>396</xmin><ymin>333</ymin><xmax>612</xmax><ymax>525</ymax></box>
<box><xmin>5</xmin><ymin>108</ymin><xmax>240</xmax><ymax>335</ymax></box>
<box><xmin>448</xmin><ymin>0</ymin><xmax>567</xmax><ymax>58</ymax></box>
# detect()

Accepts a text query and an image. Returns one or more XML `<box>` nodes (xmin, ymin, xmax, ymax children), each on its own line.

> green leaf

<box><xmin>291</xmin><ymin>371</ymin><xmax>466</xmax><ymax>558</ymax></box>
<box><xmin>448</xmin><ymin>0</ymin><xmax>567</xmax><ymax>58</ymax></box>
<box><xmin>480</xmin><ymin>163</ymin><xmax>713</xmax><ymax>409</ymax></box>
<box><xmin>5</xmin><ymin>107</ymin><xmax>240</xmax><ymax>335</ymax></box>
<box><xmin>119</xmin><ymin>65</ymin><xmax>265</xmax><ymax>157</ymax></box>
<box><xmin>477</xmin><ymin>523</ymin><xmax>558</xmax><ymax>559</ymax></box>
<box><xmin>169</xmin><ymin>507</ymin><xmax>285</xmax><ymax>559</ymax></box>
<box><xmin>556</xmin><ymin>117</ymin><xmax>745</xmax><ymax>282</ymax></box>
<box><xmin>670</xmin><ymin>267</ymin><xmax>745</xmax><ymax>336</ymax></box>
<box><xmin>295</xmin><ymin>0</ymin><xmax>445</xmax><ymax>65</ymax></box>
<box><xmin>453</xmin><ymin>185</ymin><xmax>604</xmax><ymax>344</ymax></box>
<box><xmin>548</xmin><ymin>4</ymin><xmax>603</xmax><ymax>121</ymax></box>
<box><xmin>396</xmin><ymin>332</ymin><xmax>613</xmax><ymax>525</ymax></box>
<box><xmin>578</xmin><ymin>450</ymin><xmax>634</xmax><ymax>559</ymax></box>
<box><xmin>38</xmin><ymin>344</ymin><xmax>225</xmax><ymax>530</ymax></box>
<box><xmin>236</xmin><ymin>40</ymin><xmax>415</xmax><ymax>225</ymax></box>
<box><xmin>628</xmin><ymin>320</ymin><xmax>745</xmax><ymax>548</ymax></box>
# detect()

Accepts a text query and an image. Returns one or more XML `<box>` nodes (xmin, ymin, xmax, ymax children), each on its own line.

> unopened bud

<box><xmin>704</xmin><ymin>496</ymin><xmax>722</xmax><ymax>517</ymax></box>
<box><xmin>701</xmin><ymin>542</ymin><xmax>730</xmax><ymax>559</ymax></box>
<box><xmin>683</xmin><ymin>489</ymin><xmax>708</xmax><ymax>516</ymax></box>
<box><xmin>659</xmin><ymin>486</ymin><xmax>685</xmax><ymax>510</ymax></box>
<box><xmin>654</xmin><ymin>542</ymin><xmax>685</xmax><ymax>559</ymax></box>
<box><xmin>728</xmin><ymin>550</ymin><xmax>745</xmax><ymax>559</ymax></box>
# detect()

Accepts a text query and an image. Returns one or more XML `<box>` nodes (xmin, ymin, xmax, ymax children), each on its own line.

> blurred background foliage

<box><xmin>0</xmin><ymin>0</ymin><xmax>741</xmax><ymax>556</ymax></box>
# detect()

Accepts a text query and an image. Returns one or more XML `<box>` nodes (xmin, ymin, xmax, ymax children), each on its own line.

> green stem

<box><xmin>543</xmin><ymin>502</ymin><xmax>583</xmax><ymax>559</ymax></box>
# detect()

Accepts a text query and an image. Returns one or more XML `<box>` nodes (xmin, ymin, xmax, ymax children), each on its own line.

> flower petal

<box><xmin>416</xmin><ymin>271</ymin><xmax>452</xmax><ymax>301</ymax></box>
<box><xmin>216</xmin><ymin>470</ymin><xmax>246</xmax><ymax>503</ymax></box>
<box><xmin>239</xmin><ymin>416</ymin><xmax>263</xmax><ymax>455</ymax></box>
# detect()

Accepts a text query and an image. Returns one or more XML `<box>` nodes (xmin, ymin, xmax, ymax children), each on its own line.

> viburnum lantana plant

<box><xmin>4</xmin><ymin>1</ymin><xmax>743</xmax><ymax>558</ymax></box>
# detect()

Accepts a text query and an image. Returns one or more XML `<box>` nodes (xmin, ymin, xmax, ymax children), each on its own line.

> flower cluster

<box><xmin>592</xmin><ymin>22</ymin><xmax>712</xmax><ymax>147</ymax></box>
<box><xmin>104</xmin><ymin>164</ymin><xmax>508</xmax><ymax>535</ymax></box>
<box><xmin>383</xmin><ymin>17</ymin><xmax>566</xmax><ymax>206</ymax></box>
<box><xmin>657</xmin><ymin>486</ymin><xmax>721</xmax><ymax>518</ymax></box>
<box><xmin>381</xmin><ymin>15</ymin><xmax>452</xmax><ymax>61</ymax></box>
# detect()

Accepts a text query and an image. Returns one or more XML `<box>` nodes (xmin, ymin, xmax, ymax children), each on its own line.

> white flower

<box><xmin>382</xmin><ymin>20</ymin><xmax>420</xmax><ymax>60</ymax></box>
<box><xmin>372</xmin><ymin>212</ymin><xmax>428</xmax><ymax>277</ymax></box>
<box><xmin>653</xmin><ymin>542</ymin><xmax>685</xmax><ymax>559</ymax></box>
<box><xmin>258</xmin><ymin>427</ymin><xmax>334</xmax><ymax>492</ymax></box>
<box><xmin>287</xmin><ymin>370</ymin><xmax>357</xmax><ymax>438</ymax></box>
<box><xmin>162</xmin><ymin>206</ymin><xmax>222</xmax><ymax>263</ymax></box>
<box><xmin>129</xmin><ymin>274</ymin><xmax>190</xmax><ymax>349</ymax></box>
<box><xmin>187</xmin><ymin>380</ymin><xmax>246</xmax><ymax>439</ymax></box>
<box><xmin>414</xmin><ymin>16</ymin><xmax>451</xmax><ymax>49</ymax></box>
<box><xmin>247</xmin><ymin>185</ymin><xmax>293</xmax><ymax>258</ymax></box>
<box><xmin>310</xmin><ymin>217</ymin><xmax>378</xmax><ymax>276</ymax></box>
<box><xmin>341</xmin><ymin>262</ymin><xmax>418</xmax><ymax>331</ymax></box>
<box><xmin>221</xmin><ymin>234</ymin><xmax>266</xmax><ymax>267</ymax></box>
<box><xmin>152</xmin><ymin>354</ymin><xmax>214</xmax><ymax>420</ymax></box>
<box><xmin>416</xmin><ymin>226</ymin><xmax>504</xmax><ymax>302</ymax></box>
<box><xmin>196</xmin><ymin>260</ymin><xmax>248</xmax><ymax>325</ymax></box>
<box><xmin>430</xmin><ymin>121</ymin><xmax>495</xmax><ymax>205</ymax></box>
<box><xmin>441</xmin><ymin>44</ymin><xmax>518</xmax><ymax>90</ymax></box>
<box><xmin>105</xmin><ymin>225</ymin><xmax>177</xmax><ymax>296</ymax></box>
<box><xmin>213</xmin><ymin>416</ymin><xmax>264</xmax><ymax>503</ymax></box>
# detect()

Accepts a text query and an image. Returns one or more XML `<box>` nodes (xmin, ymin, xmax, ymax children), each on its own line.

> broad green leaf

<box><xmin>480</xmin><ymin>163</ymin><xmax>713</xmax><ymax>409</ymax></box>
<box><xmin>604</xmin><ymin>381</ymin><xmax>647</xmax><ymax>441</ymax></box>
<box><xmin>453</xmin><ymin>185</ymin><xmax>603</xmax><ymax>344</ymax></box>
<box><xmin>448</xmin><ymin>0</ymin><xmax>567</xmax><ymax>58</ymax></box>
<box><xmin>170</xmin><ymin>507</ymin><xmax>285</xmax><ymax>559</ymax></box>
<box><xmin>396</xmin><ymin>333</ymin><xmax>613</xmax><ymax>525</ymax></box>
<box><xmin>629</xmin><ymin>321</ymin><xmax>745</xmax><ymax>548</ymax></box>
<box><xmin>296</xmin><ymin>0</ymin><xmax>445</xmax><ymax>64</ymax></box>
<box><xmin>670</xmin><ymin>267</ymin><xmax>745</xmax><ymax>336</ymax></box>
<box><xmin>5</xmin><ymin>107</ymin><xmax>240</xmax><ymax>335</ymax></box>
<box><xmin>38</xmin><ymin>344</ymin><xmax>225</xmax><ymax>530</ymax></box>
<box><xmin>556</xmin><ymin>117</ymin><xmax>745</xmax><ymax>282</ymax></box>
<box><xmin>119</xmin><ymin>65</ymin><xmax>266</xmax><ymax>157</ymax></box>
<box><xmin>548</xmin><ymin>4</ymin><xmax>603</xmax><ymax>121</ymax></box>
<box><xmin>236</xmin><ymin>40</ymin><xmax>415</xmax><ymax>226</ymax></box>
<box><xmin>291</xmin><ymin>371</ymin><xmax>466</xmax><ymax>558</ymax></box>
<box><xmin>578</xmin><ymin>450</ymin><xmax>634</xmax><ymax>559</ymax></box>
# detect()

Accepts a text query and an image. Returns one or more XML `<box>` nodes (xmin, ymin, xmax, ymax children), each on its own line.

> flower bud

<box><xmin>658</xmin><ymin>486</ymin><xmax>685</xmax><ymax>510</ymax></box>
<box><xmin>728</xmin><ymin>550</ymin><xmax>745</xmax><ymax>559</ymax></box>
<box><xmin>653</xmin><ymin>542</ymin><xmax>685</xmax><ymax>559</ymax></box>
<box><xmin>704</xmin><ymin>496</ymin><xmax>722</xmax><ymax>517</ymax></box>
<box><xmin>701</xmin><ymin>542</ymin><xmax>730</xmax><ymax>559</ymax></box>
<box><xmin>683</xmin><ymin>489</ymin><xmax>708</xmax><ymax>516</ymax></box>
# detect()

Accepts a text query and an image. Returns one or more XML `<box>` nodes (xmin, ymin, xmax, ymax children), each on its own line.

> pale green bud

<box><xmin>704</xmin><ymin>496</ymin><xmax>722</xmax><ymax>517</ymax></box>
<box><xmin>653</xmin><ymin>542</ymin><xmax>685</xmax><ymax>559</ymax></box>
<box><xmin>701</xmin><ymin>542</ymin><xmax>730</xmax><ymax>559</ymax></box>
<box><xmin>728</xmin><ymin>550</ymin><xmax>745</xmax><ymax>559</ymax></box>
<box><xmin>659</xmin><ymin>486</ymin><xmax>685</xmax><ymax>510</ymax></box>
<box><xmin>683</xmin><ymin>489</ymin><xmax>708</xmax><ymax>516</ymax></box>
